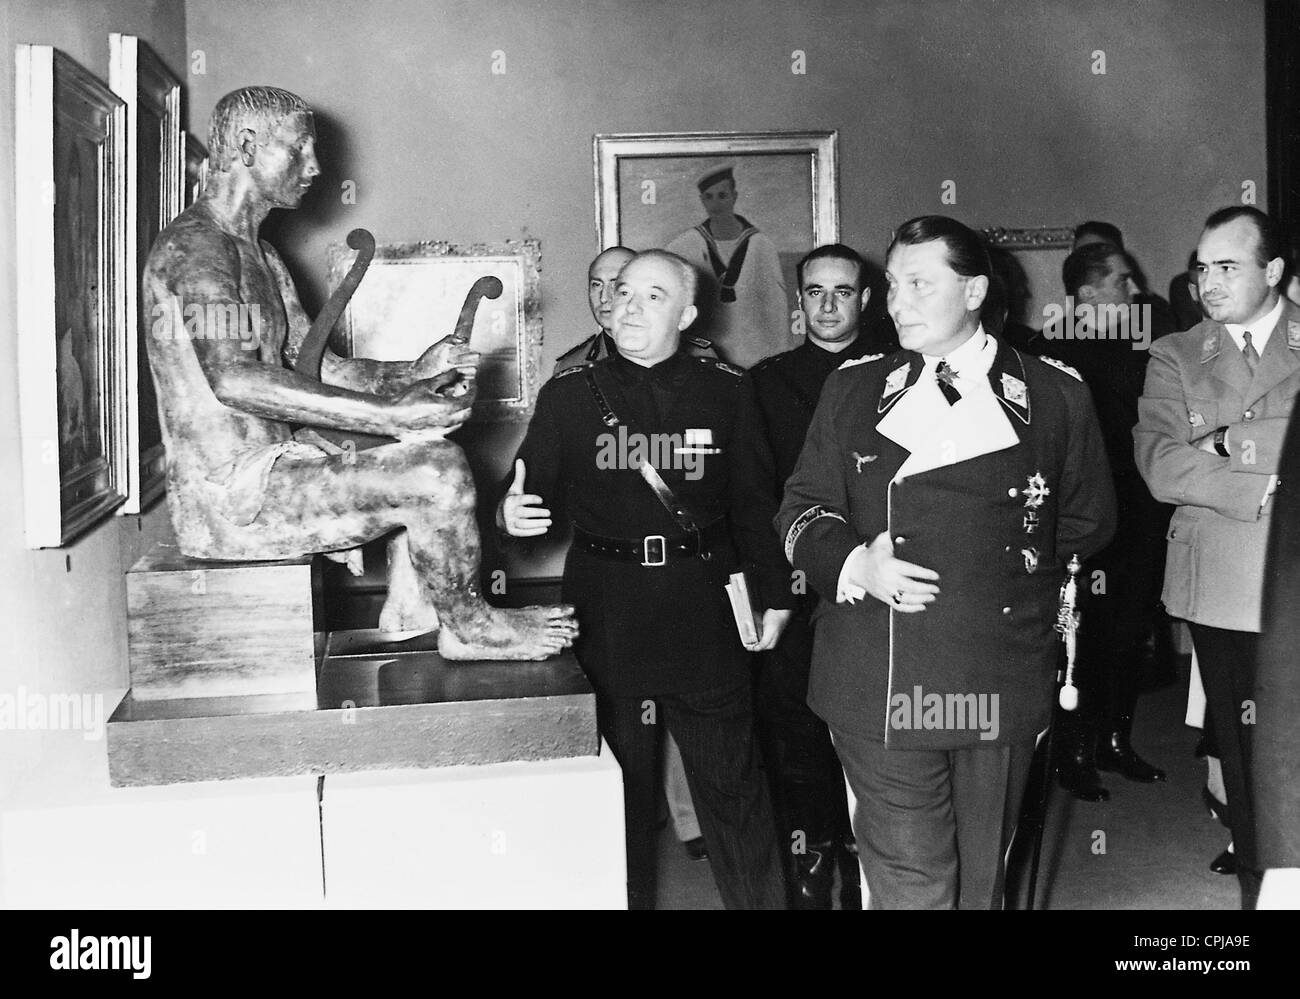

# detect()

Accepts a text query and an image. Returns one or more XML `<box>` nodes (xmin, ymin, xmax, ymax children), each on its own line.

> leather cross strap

<box><xmin>584</xmin><ymin>368</ymin><xmax>703</xmax><ymax>535</ymax></box>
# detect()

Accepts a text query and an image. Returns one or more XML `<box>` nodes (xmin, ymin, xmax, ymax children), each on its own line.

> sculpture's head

<box><xmin>208</xmin><ymin>86</ymin><xmax>319</xmax><ymax>208</ymax></box>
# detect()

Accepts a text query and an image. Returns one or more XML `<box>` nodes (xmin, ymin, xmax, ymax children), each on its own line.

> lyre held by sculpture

<box><xmin>141</xmin><ymin>85</ymin><xmax>577</xmax><ymax>660</ymax></box>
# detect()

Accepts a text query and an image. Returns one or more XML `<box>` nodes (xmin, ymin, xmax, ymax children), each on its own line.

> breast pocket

<box><xmin>1184</xmin><ymin>399</ymin><xmax>1218</xmax><ymax>436</ymax></box>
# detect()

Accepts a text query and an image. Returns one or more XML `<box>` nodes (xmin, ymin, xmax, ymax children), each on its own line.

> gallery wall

<box><xmin>0</xmin><ymin>0</ymin><xmax>1268</xmax><ymax>805</ymax></box>
<box><xmin>0</xmin><ymin>0</ymin><xmax>188</xmax><ymax>802</ymax></box>
<box><xmin>186</xmin><ymin>0</ymin><xmax>1266</xmax><ymax>574</ymax></box>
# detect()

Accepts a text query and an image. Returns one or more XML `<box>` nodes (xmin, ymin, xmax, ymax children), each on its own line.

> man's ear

<box><xmin>1077</xmin><ymin>282</ymin><xmax>1099</xmax><ymax>305</ymax></box>
<box><xmin>678</xmin><ymin>304</ymin><xmax>699</xmax><ymax>331</ymax></box>
<box><xmin>859</xmin><ymin>287</ymin><xmax>871</xmax><ymax>309</ymax></box>
<box><xmin>237</xmin><ymin>127</ymin><xmax>258</xmax><ymax>167</ymax></box>
<box><xmin>1265</xmin><ymin>256</ymin><xmax>1285</xmax><ymax>288</ymax></box>
<box><xmin>964</xmin><ymin>274</ymin><xmax>989</xmax><ymax>311</ymax></box>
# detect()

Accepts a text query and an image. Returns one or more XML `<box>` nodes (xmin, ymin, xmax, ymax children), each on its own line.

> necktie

<box><xmin>935</xmin><ymin>360</ymin><xmax>962</xmax><ymax>405</ymax></box>
<box><xmin>1242</xmin><ymin>331</ymin><xmax>1259</xmax><ymax>374</ymax></box>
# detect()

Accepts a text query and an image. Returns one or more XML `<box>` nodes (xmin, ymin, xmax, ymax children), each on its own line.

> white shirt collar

<box><xmin>922</xmin><ymin>326</ymin><xmax>995</xmax><ymax>388</ymax></box>
<box><xmin>1224</xmin><ymin>296</ymin><xmax>1284</xmax><ymax>355</ymax></box>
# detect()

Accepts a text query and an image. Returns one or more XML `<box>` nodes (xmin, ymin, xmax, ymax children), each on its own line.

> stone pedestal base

<box><xmin>106</xmin><ymin>632</ymin><xmax>596</xmax><ymax>787</ymax></box>
<box><xmin>1</xmin><ymin>743</ymin><xmax>626</xmax><ymax>908</ymax></box>
<box><xmin>0</xmin><ymin>775</ymin><xmax>324</xmax><ymax>908</ymax></box>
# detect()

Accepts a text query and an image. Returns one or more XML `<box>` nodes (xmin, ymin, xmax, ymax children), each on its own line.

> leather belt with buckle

<box><xmin>573</xmin><ymin>523</ymin><xmax>724</xmax><ymax>566</ymax></box>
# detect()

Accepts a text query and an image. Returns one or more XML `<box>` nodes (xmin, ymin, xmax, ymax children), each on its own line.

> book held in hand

<box><xmin>725</xmin><ymin>571</ymin><xmax>760</xmax><ymax>645</ymax></box>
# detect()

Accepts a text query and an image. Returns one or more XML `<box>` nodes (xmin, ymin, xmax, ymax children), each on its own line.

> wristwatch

<box><xmin>1213</xmin><ymin>426</ymin><xmax>1229</xmax><ymax>457</ymax></box>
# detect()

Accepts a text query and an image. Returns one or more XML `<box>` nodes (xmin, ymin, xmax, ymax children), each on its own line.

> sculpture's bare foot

<box><xmin>377</xmin><ymin>596</ymin><xmax>440</xmax><ymax>635</ymax></box>
<box><xmin>437</xmin><ymin>604</ymin><xmax>578</xmax><ymax>662</ymax></box>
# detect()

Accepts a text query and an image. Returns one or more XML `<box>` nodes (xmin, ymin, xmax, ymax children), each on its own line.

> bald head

<box><xmin>610</xmin><ymin>250</ymin><xmax>699</xmax><ymax>367</ymax></box>
<box><xmin>588</xmin><ymin>246</ymin><xmax>635</xmax><ymax>331</ymax></box>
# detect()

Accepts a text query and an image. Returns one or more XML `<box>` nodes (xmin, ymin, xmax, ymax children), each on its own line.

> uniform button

<box><xmin>894</xmin><ymin>536</ymin><xmax>905</xmax><ymax>545</ymax></box>
<box><xmin>1004</xmin><ymin>545</ymin><xmax>1012</xmax><ymax>552</ymax></box>
<box><xmin>1008</xmin><ymin>488</ymin><xmax>1018</xmax><ymax>498</ymax></box>
<box><xmin>1002</xmin><ymin>606</ymin><xmax>1011</xmax><ymax>615</ymax></box>
<box><xmin>1170</xmin><ymin>529</ymin><xmax>1177</xmax><ymax>539</ymax></box>
<box><xmin>1244</xmin><ymin>410</ymin><xmax>1255</xmax><ymax>421</ymax></box>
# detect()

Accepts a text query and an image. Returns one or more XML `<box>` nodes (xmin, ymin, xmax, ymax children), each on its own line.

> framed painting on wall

<box><xmin>111</xmin><ymin>33</ymin><xmax>183</xmax><ymax>514</ymax></box>
<box><xmin>183</xmin><ymin>131</ymin><xmax>209</xmax><ymax>208</ymax></box>
<box><xmin>980</xmin><ymin>225</ymin><xmax>1075</xmax><ymax>334</ymax></box>
<box><xmin>15</xmin><ymin>45</ymin><xmax>129</xmax><ymax>548</ymax></box>
<box><xmin>327</xmin><ymin>238</ymin><xmax>544</xmax><ymax>422</ymax></box>
<box><xmin>594</xmin><ymin>130</ymin><xmax>838</xmax><ymax>368</ymax></box>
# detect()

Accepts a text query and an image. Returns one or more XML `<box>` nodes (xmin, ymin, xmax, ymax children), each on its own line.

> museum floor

<box><xmin>656</xmin><ymin>659</ymin><xmax>1242</xmax><ymax>911</ymax></box>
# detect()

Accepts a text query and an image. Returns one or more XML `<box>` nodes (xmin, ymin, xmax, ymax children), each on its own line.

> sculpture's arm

<box><xmin>267</xmin><ymin>242</ymin><xmax>476</xmax><ymax>397</ymax></box>
<box><xmin>159</xmin><ymin>233</ymin><xmax>468</xmax><ymax>438</ymax></box>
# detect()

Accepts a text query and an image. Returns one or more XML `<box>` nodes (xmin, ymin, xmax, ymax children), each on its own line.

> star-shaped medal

<box><xmin>1023</xmin><ymin>472</ymin><xmax>1050</xmax><ymax>508</ymax></box>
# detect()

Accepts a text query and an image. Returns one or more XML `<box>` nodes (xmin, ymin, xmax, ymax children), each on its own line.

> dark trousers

<box><xmin>1187</xmin><ymin>623</ymin><xmax>1259</xmax><ymax>902</ymax></box>
<box><xmin>829</xmin><ymin>724</ymin><xmax>1036</xmax><ymax>909</ymax></box>
<box><xmin>1078</xmin><ymin>521</ymin><xmax>1168</xmax><ymax>730</ymax></box>
<box><xmin>596</xmin><ymin>679</ymin><xmax>785</xmax><ymax>910</ymax></box>
<box><xmin>754</xmin><ymin>614</ymin><xmax>854</xmax><ymax>897</ymax></box>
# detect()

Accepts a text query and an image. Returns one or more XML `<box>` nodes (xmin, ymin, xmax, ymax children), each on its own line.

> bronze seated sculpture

<box><xmin>142</xmin><ymin>85</ymin><xmax>576</xmax><ymax>661</ymax></box>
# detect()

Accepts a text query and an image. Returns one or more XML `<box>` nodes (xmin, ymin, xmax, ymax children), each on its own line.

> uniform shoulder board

<box><xmin>1039</xmin><ymin>355</ymin><xmax>1083</xmax><ymax>381</ymax></box>
<box><xmin>699</xmin><ymin>357</ymin><xmax>744</xmax><ymax>377</ymax></box>
<box><xmin>554</xmin><ymin>361</ymin><xmax>594</xmax><ymax>379</ymax></box>
<box><xmin>838</xmin><ymin>353</ymin><xmax>884</xmax><ymax>370</ymax></box>
<box><xmin>684</xmin><ymin>334</ymin><xmax>713</xmax><ymax>349</ymax></box>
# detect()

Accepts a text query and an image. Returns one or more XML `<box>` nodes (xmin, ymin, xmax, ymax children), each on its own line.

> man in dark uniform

<box><xmin>1041</xmin><ymin>243</ymin><xmax>1170</xmax><ymax>801</ymax></box>
<box><xmin>500</xmin><ymin>249</ymin><xmax>785</xmax><ymax>910</ymax></box>
<box><xmin>553</xmin><ymin>245</ymin><xmax>710</xmax><ymax>857</ymax></box>
<box><xmin>732</xmin><ymin>243</ymin><xmax>890</xmax><ymax>908</ymax></box>
<box><xmin>1255</xmin><ymin>402</ymin><xmax>1300</xmax><ymax>909</ymax></box>
<box><xmin>553</xmin><ymin>245</ymin><xmax>713</xmax><ymax>374</ymax></box>
<box><xmin>777</xmin><ymin>216</ymin><xmax>1115</xmax><ymax>909</ymax></box>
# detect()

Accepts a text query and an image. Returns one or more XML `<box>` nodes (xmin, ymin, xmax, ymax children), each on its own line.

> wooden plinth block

<box><xmin>125</xmin><ymin>545</ymin><xmax>318</xmax><ymax>701</ymax></box>
<box><xmin>106</xmin><ymin>644</ymin><xmax>597</xmax><ymax>787</ymax></box>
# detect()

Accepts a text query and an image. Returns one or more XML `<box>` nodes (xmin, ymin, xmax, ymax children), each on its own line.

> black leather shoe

<box><xmin>1095</xmin><ymin>731</ymin><xmax>1167</xmax><ymax>783</ymax></box>
<box><xmin>791</xmin><ymin>842</ymin><xmax>835</xmax><ymax>910</ymax></box>
<box><xmin>683</xmin><ymin>836</ymin><xmax>708</xmax><ymax>862</ymax></box>
<box><xmin>1210</xmin><ymin>848</ymin><xmax>1237</xmax><ymax>875</ymax></box>
<box><xmin>1057</xmin><ymin>737</ymin><xmax>1111</xmax><ymax>802</ymax></box>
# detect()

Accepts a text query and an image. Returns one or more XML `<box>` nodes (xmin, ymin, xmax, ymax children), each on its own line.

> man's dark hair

<box><xmin>1062</xmin><ymin>242</ymin><xmax>1122</xmax><ymax>297</ymax></box>
<box><xmin>796</xmin><ymin>243</ymin><xmax>867</xmax><ymax>290</ymax></box>
<box><xmin>1203</xmin><ymin>206</ymin><xmax>1285</xmax><ymax>266</ymax></box>
<box><xmin>888</xmin><ymin>216</ymin><xmax>991</xmax><ymax>279</ymax></box>
<box><xmin>1074</xmin><ymin>221</ymin><xmax>1125</xmax><ymax>249</ymax></box>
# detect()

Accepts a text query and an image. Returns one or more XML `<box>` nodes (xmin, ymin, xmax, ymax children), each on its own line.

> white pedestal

<box><xmin>321</xmin><ymin>740</ymin><xmax>626</xmax><ymax>909</ymax></box>
<box><xmin>2</xmin><ymin>702</ymin><xmax>623</xmax><ymax>909</ymax></box>
<box><xmin>0</xmin><ymin>775</ymin><xmax>324</xmax><ymax>909</ymax></box>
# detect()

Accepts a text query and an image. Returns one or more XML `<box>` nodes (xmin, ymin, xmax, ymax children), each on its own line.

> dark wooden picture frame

<box><xmin>15</xmin><ymin>45</ymin><xmax>130</xmax><ymax>548</ymax></box>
